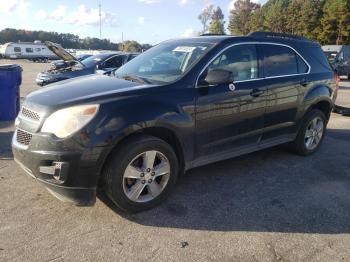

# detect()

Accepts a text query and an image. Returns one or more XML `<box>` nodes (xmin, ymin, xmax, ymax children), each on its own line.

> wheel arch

<box><xmin>98</xmin><ymin>126</ymin><xmax>186</xmax><ymax>187</ymax></box>
<box><xmin>303</xmin><ymin>84</ymin><xmax>335</xmax><ymax>121</ymax></box>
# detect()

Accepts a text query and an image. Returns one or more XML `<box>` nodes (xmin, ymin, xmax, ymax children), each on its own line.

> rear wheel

<box><xmin>290</xmin><ymin>109</ymin><xmax>327</xmax><ymax>156</ymax></box>
<box><xmin>103</xmin><ymin>135</ymin><xmax>179</xmax><ymax>212</ymax></box>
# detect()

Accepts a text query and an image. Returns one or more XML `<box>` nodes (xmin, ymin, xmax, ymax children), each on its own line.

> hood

<box><xmin>27</xmin><ymin>75</ymin><xmax>149</xmax><ymax>108</ymax></box>
<box><xmin>45</xmin><ymin>41</ymin><xmax>85</xmax><ymax>68</ymax></box>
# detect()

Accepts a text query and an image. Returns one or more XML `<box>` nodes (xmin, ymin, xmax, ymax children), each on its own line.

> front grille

<box><xmin>21</xmin><ymin>107</ymin><xmax>40</xmax><ymax>121</ymax></box>
<box><xmin>16</xmin><ymin>129</ymin><xmax>33</xmax><ymax>146</ymax></box>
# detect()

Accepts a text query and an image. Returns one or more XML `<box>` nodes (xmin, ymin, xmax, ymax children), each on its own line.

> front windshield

<box><xmin>115</xmin><ymin>41</ymin><xmax>214</xmax><ymax>84</ymax></box>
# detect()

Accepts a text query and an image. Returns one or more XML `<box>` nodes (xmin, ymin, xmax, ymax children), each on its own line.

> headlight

<box><xmin>41</xmin><ymin>105</ymin><xmax>99</xmax><ymax>138</ymax></box>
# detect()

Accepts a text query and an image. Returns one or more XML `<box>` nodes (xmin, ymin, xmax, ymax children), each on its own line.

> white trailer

<box><xmin>0</xmin><ymin>41</ymin><xmax>59</xmax><ymax>61</ymax></box>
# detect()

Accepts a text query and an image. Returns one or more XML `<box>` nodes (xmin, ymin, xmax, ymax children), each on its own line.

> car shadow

<box><xmin>98</xmin><ymin>129</ymin><xmax>350</xmax><ymax>234</ymax></box>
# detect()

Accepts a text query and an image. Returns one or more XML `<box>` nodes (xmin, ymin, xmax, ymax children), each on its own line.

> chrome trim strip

<box><xmin>195</xmin><ymin>41</ymin><xmax>311</xmax><ymax>88</ymax></box>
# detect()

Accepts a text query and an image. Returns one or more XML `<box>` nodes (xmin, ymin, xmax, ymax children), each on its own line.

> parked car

<box><xmin>36</xmin><ymin>41</ymin><xmax>138</xmax><ymax>86</ymax></box>
<box><xmin>13</xmin><ymin>32</ymin><xmax>337</xmax><ymax>212</ymax></box>
<box><xmin>50</xmin><ymin>54</ymin><xmax>92</xmax><ymax>70</ymax></box>
<box><xmin>322</xmin><ymin>45</ymin><xmax>350</xmax><ymax>79</ymax></box>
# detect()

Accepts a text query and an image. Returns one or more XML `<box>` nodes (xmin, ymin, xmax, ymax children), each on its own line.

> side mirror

<box><xmin>201</xmin><ymin>69</ymin><xmax>234</xmax><ymax>86</ymax></box>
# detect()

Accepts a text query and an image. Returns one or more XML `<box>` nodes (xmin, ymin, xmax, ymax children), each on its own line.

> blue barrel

<box><xmin>0</xmin><ymin>64</ymin><xmax>22</xmax><ymax>121</ymax></box>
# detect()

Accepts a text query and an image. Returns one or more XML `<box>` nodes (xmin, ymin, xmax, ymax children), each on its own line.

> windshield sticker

<box><xmin>173</xmin><ymin>46</ymin><xmax>196</xmax><ymax>52</ymax></box>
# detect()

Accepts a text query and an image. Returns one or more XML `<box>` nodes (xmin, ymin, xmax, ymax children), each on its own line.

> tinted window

<box><xmin>263</xmin><ymin>45</ymin><xmax>298</xmax><ymax>77</ymax></box>
<box><xmin>104</xmin><ymin>55</ymin><xmax>124</xmax><ymax>68</ymax></box>
<box><xmin>25</xmin><ymin>48</ymin><xmax>33</xmax><ymax>53</ymax></box>
<box><xmin>14</xmin><ymin>47</ymin><xmax>21</xmax><ymax>52</ymax></box>
<box><xmin>297</xmin><ymin>56</ymin><xmax>308</xmax><ymax>73</ymax></box>
<box><xmin>207</xmin><ymin>44</ymin><xmax>258</xmax><ymax>82</ymax></box>
<box><xmin>35</xmin><ymin>48</ymin><xmax>41</xmax><ymax>52</ymax></box>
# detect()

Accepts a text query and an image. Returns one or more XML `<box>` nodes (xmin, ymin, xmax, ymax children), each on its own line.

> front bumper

<box><xmin>12</xmin><ymin>130</ymin><xmax>104</xmax><ymax>206</ymax></box>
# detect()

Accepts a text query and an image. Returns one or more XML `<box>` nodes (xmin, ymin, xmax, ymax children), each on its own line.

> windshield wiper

<box><xmin>120</xmin><ymin>74</ymin><xmax>151</xmax><ymax>84</ymax></box>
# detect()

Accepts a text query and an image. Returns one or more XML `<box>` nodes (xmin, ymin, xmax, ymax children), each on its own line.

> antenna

<box><xmin>99</xmin><ymin>1</ymin><xmax>102</xmax><ymax>39</ymax></box>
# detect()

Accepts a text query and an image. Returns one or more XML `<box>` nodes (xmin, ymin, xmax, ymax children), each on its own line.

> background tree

<box><xmin>198</xmin><ymin>5</ymin><xmax>214</xmax><ymax>34</ymax></box>
<box><xmin>319</xmin><ymin>0</ymin><xmax>350</xmax><ymax>45</ymax></box>
<box><xmin>262</xmin><ymin>0</ymin><xmax>289</xmax><ymax>33</ymax></box>
<box><xmin>228</xmin><ymin>0</ymin><xmax>261</xmax><ymax>35</ymax></box>
<box><xmin>120</xmin><ymin>40</ymin><xmax>142</xmax><ymax>52</ymax></box>
<box><xmin>209</xmin><ymin>6</ymin><xmax>225</xmax><ymax>34</ymax></box>
<box><xmin>0</xmin><ymin>28</ymin><xmax>152</xmax><ymax>51</ymax></box>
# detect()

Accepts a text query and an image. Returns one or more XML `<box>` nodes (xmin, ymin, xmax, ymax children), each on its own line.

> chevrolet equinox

<box><xmin>12</xmin><ymin>32</ymin><xmax>338</xmax><ymax>212</ymax></box>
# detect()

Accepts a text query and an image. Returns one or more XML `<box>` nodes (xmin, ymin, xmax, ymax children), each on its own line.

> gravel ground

<box><xmin>0</xmin><ymin>59</ymin><xmax>350</xmax><ymax>262</ymax></box>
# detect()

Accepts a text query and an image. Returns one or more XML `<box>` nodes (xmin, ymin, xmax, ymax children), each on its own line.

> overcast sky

<box><xmin>0</xmin><ymin>0</ymin><xmax>267</xmax><ymax>44</ymax></box>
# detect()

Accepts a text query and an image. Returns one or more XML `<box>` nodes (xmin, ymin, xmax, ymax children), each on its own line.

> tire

<box><xmin>290</xmin><ymin>109</ymin><xmax>327</xmax><ymax>156</ymax></box>
<box><xmin>347</xmin><ymin>74</ymin><xmax>350</xmax><ymax>80</ymax></box>
<box><xmin>103</xmin><ymin>135</ymin><xmax>179</xmax><ymax>212</ymax></box>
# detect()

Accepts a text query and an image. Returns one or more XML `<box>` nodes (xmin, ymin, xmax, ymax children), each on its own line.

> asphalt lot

<box><xmin>1</xmin><ymin>59</ymin><xmax>350</xmax><ymax>262</ymax></box>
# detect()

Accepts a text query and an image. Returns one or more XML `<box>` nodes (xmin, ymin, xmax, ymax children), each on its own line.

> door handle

<box><xmin>300</xmin><ymin>78</ymin><xmax>309</xmax><ymax>86</ymax></box>
<box><xmin>250</xmin><ymin>88</ymin><xmax>264</xmax><ymax>97</ymax></box>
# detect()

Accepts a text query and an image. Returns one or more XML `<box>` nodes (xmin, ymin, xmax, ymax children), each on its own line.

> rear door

<box><xmin>259</xmin><ymin>44</ymin><xmax>310</xmax><ymax>142</ymax></box>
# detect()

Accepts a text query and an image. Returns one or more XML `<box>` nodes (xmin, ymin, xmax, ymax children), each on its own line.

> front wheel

<box><xmin>290</xmin><ymin>109</ymin><xmax>327</xmax><ymax>156</ymax></box>
<box><xmin>103</xmin><ymin>135</ymin><xmax>179</xmax><ymax>212</ymax></box>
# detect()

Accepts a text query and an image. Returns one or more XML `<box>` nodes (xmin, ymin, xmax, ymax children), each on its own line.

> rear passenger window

<box><xmin>263</xmin><ymin>45</ymin><xmax>298</xmax><ymax>77</ymax></box>
<box><xmin>208</xmin><ymin>44</ymin><xmax>258</xmax><ymax>82</ymax></box>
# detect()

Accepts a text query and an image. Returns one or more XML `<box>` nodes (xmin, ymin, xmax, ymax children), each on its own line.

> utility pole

<box><xmin>99</xmin><ymin>1</ymin><xmax>102</xmax><ymax>39</ymax></box>
<box><xmin>122</xmin><ymin>32</ymin><xmax>124</xmax><ymax>51</ymax></box>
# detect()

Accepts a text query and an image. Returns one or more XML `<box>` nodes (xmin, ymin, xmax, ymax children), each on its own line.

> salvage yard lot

<box><xmin>1</xmin><ymin>59</ymin><xmax>350</xmax><ymax>261</ymax></box>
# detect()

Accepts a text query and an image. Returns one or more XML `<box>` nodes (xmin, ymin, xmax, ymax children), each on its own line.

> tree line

<box><xmin>199</xmin><ymin>0</ymin><xmax>350</xmax><ymax>45</ymax></box>
<box><xmin>0</xmin><ymin>28</ymin><xmax>152</xmax><ymax>52</ymax></box>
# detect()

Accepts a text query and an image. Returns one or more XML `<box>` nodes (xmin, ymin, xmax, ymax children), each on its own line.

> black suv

<box><xmin>12</xmin><ymin>32</ymin><xmax>338</xmax><ymax>212</ymax></box>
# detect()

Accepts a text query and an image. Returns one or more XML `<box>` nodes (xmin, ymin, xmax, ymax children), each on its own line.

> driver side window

<box><xmin>208</xmin><ymin>44</ymin><xmax>258</xmax><ymax>82</ymax></box>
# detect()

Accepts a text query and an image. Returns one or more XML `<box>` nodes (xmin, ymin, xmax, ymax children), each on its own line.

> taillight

<box><xmin>334</xmin><ymin>72</ymin><xmax>340</xmax><ymax>91</ymax></box>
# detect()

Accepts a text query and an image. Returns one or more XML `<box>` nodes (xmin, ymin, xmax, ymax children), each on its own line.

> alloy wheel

<box><xmin>122</xmin><ymin>150</ymin><xmax>171</xmax><ymax>203</ymax></box>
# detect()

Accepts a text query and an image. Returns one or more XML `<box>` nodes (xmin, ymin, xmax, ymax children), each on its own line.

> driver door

<box><xmin>195</xmin><ymin>44</ymin><xmax>267</xmax><ymax>159</ymax></box>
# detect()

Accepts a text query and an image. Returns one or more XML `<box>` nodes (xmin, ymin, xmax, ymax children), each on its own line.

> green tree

<box><xmin>209</xmin><ymin>6</ymin><xmax>225</xmax><ymax>34</ymax></box>
<box><xmin>263</xmin><ymin>0</ymin><xmax>289</xmax><ymax>33</ymax></box>
<box><xmin>198</xmin><ymin>5</ymin><xmax>214</xmax><ymax>34</ymax></box>
<box><xmin>248</xmin><ymin>7</ymin><xmax>265</xmax><ymax>32</ymax></box>
<box><xmin>319</xmin><ymin>0</ymin><xmax>350</xmax><ymax>44</ymax></box>
<box><xmin>298</xmin><ymin>0</ymin><xmax>324</xmax><ymax>40</ymax></box>
<box><xmin>228</xmin><ymin>0</ymin><xmax>261</xmax><ymax>35</ymax></box>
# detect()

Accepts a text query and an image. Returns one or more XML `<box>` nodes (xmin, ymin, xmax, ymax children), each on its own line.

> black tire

<box><xmin>103</xmin><ymin>135</ymin><xmax>179</xmax><ymax>212</ymax></box>
<box><xmin>347</xmin><ymin>74</ymin><xmax>350</xmax><ymax>80</ymax></box>
<box><xmin>290</xmin><ymin>109</ymin><xmax>327</xmax><ymax>156</ymax></box>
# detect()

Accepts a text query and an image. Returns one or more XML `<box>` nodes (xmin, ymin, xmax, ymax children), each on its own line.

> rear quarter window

<box><xmin>304</xmin><ymin>46</ymin><xmax>333</xmax><ymax>73</ymax></box>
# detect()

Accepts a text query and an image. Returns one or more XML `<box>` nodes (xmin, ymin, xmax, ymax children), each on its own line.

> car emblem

<box><xmin>229</xmin><ymin>83</ymin><xmax>236</xmax><ymax>91</ymax></box>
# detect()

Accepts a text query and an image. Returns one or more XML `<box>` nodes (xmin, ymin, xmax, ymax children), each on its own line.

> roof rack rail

<box><xmin>248</xmin><ymin>31</ymin><xmax>309</xmax><ymax>41</ymax></box>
